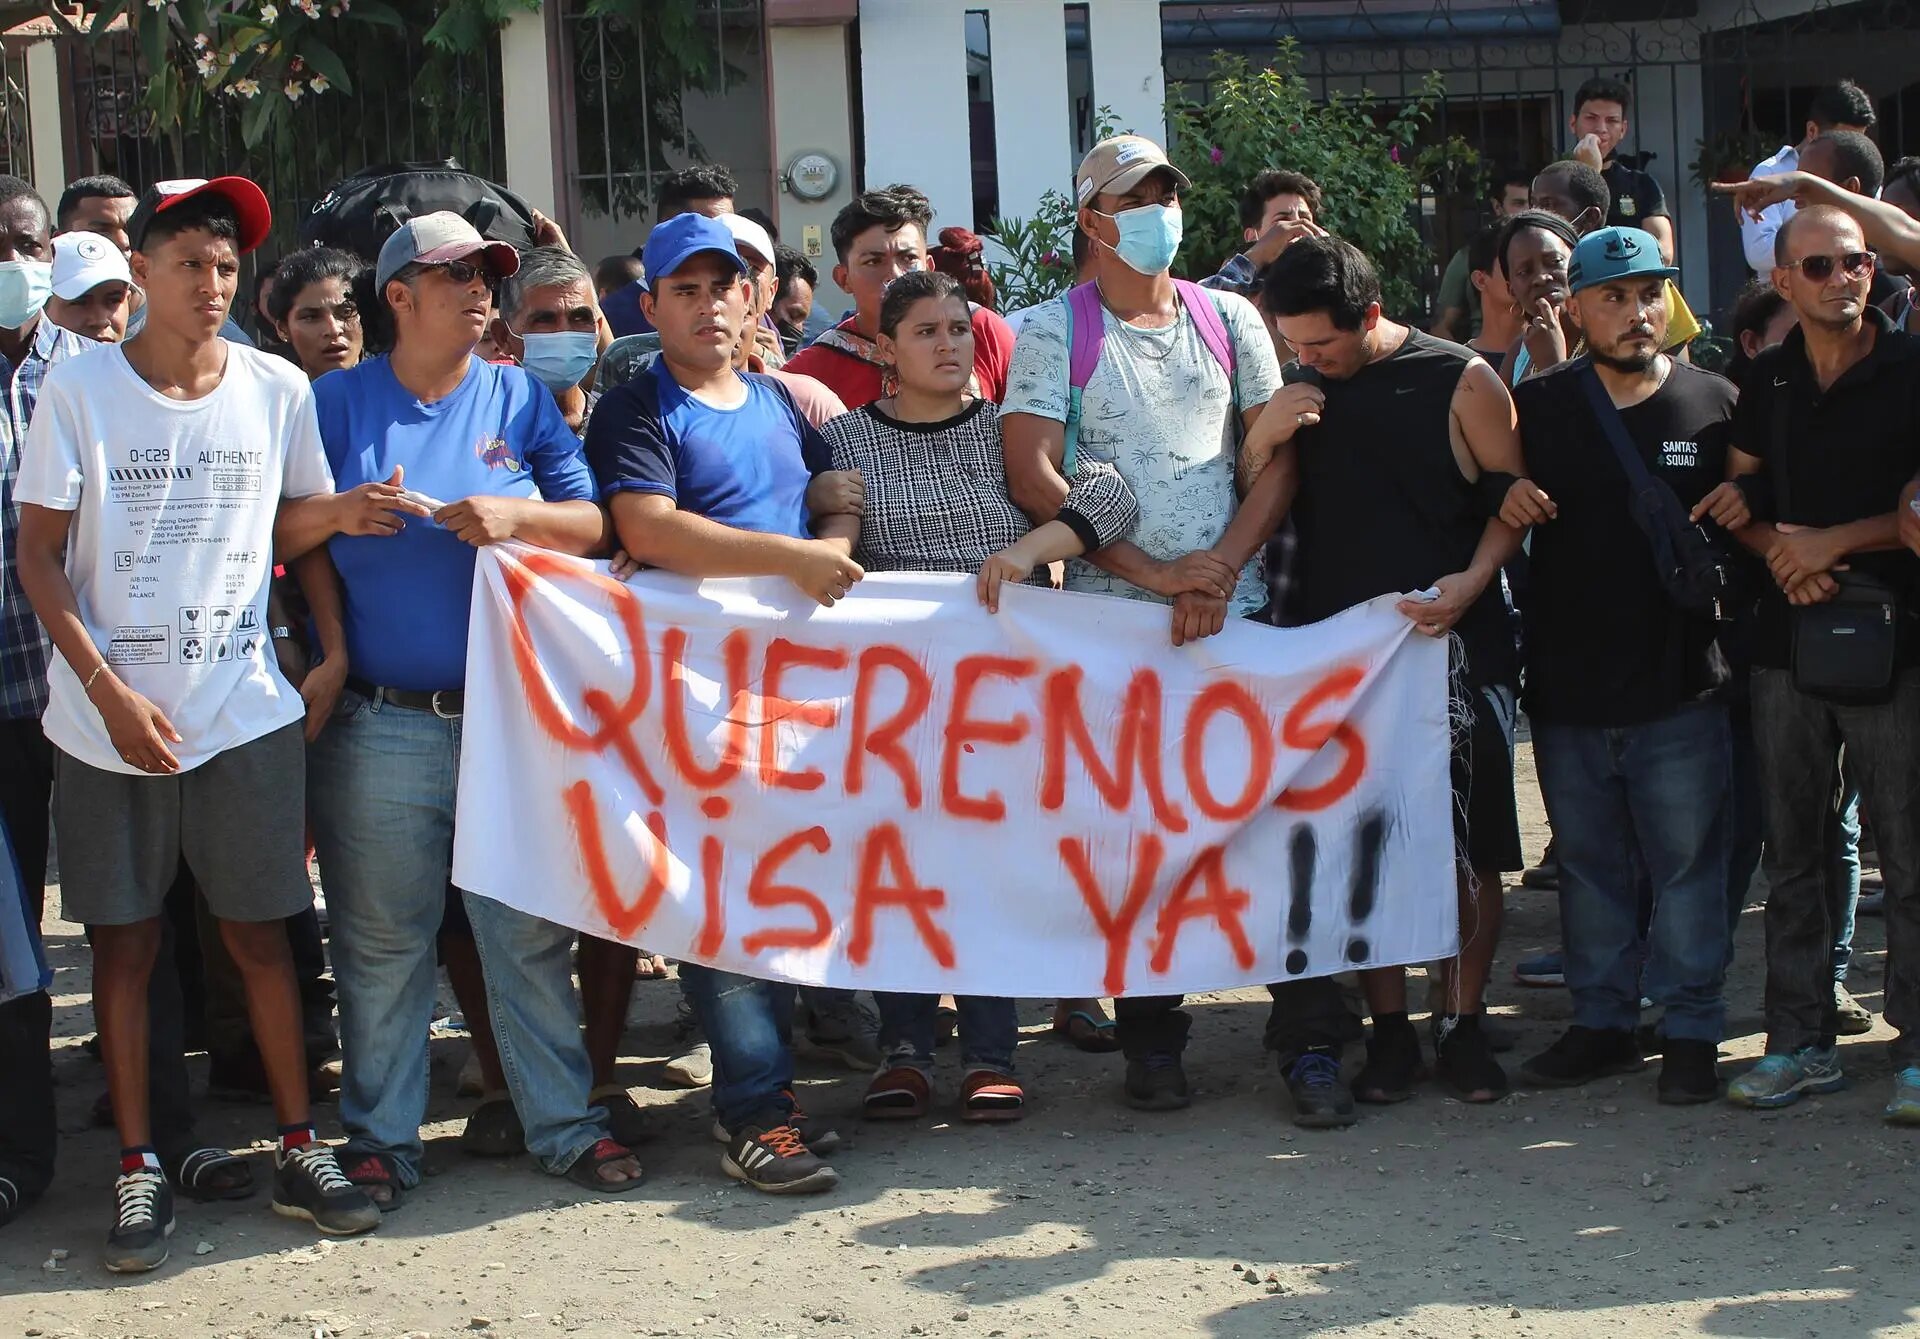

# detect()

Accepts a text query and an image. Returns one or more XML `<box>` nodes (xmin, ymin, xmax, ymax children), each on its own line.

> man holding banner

<box><xmin>584</xmin><ymin>211</ymin><xmax>861</xmax><ymax>1194</ymax></box>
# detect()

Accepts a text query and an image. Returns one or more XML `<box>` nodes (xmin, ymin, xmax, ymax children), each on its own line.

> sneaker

<box><xmin>1352</xmin><ymin>1016</ymin><xmax>1424</xmax><ymax>1103</ymax></box>
<box><xmin>662</xmin><ymin>998</ymin><xmax>713</xmax><ymax>1088</ymax></box>
<box><xmin>1433</xmin><ymin>1014</ymin><xmax>1508</xmax><ymax>1102</ymax></box>
<box><xmin>104</xmin><ymin>1168</ymin><xmax>174</xmax><ymax>1274</ymax></box>
<box><xmin>1657</xmin><ymin>1039</ymin><xmax>1722</xmax><ymax>1105</ymax></box>
<box><xmin>1282</xmin><ymin>1049</ymin><xmax>1356</xmax><ymax>1128</ymax></box>
<box><xmin>720</xmin><ymin>1125</ymin><xmax>839</xmax><ymax>1194</ymax></box>
<box><xmin>1883</xmin><ymin>1067</ymin><xmax>1920</xmax><ymax>1125</ymax></box>
<box><xmin>1834</xmin><ymin>983</ymin><xmax>1874</xmax><ymax>1036</ymax></box>
<box><xmin>271</xmin><ymin>1143</ymin><xmax>382</xmax><ymax>1236</ymax></box>
<box><xmin>795</xmin><ymin>994</ymin><xmax>882</xmax><ymax>1071</ymax></box>
<box><xmin>710</xmin><ymin>1092</ymin><xmax>843</xmax><ymax>1156</ymax></box>
<box><xmin>1123</xmin><ymin>1052</ymin><xmax>1191</xmax><ymax>1111</ymax></box>
<box><xmin>1512</xmin><ymin>952</ymin><xmax>1565</xmax><ymax>988</ymax></box>
<box><xmin>1726</xmin><ymin>1046</ymin><xmax>1846</xmax><ymax>1109</ymax></box>
<box><xmin>1518</xmin><ymin>1026</ymin><xmax>1646</xmax><ymax>1087</ymax></box>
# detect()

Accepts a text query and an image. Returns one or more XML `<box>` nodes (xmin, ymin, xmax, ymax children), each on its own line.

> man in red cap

<box><xmin>15</xmin><ymin>175</ymin><xmax>381</xmax><ymax>1271</ymax></box>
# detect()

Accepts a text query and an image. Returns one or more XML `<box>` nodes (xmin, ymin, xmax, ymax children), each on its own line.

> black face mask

<box><xmin>778</xmin><ymin>320</ymin><xmax>805</xmax><ymax>353</ymax></box>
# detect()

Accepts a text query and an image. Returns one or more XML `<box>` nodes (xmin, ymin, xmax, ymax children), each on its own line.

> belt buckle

<box><xmin>431</xmin><ymin>690</ymin><xmax>461</xmax><ymax>719</ymax></box>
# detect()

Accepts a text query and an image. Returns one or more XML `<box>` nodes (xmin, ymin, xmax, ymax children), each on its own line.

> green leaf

<box><xmin>346</xmin><ymin>0</ymin><xmax>406</xmax><ymax>30</ymax></box>
<box><xmin>136</xmin><ymin>6</ymin><xmax>168</xmax><ymax>76</ymax></box>
<box><xmin>240</xmin><ymin>84</ymin><xmax>277</xmax><ymax>146</ymax></box>
<box><xmin>87</xmin><ymin>0</ymin><xmax>132</xmax><ymax>37</ymax></box>
<box><xmin>295</xmin><ymin>33</ymin><xmax>352</xmax><ymax>94</ymax></box>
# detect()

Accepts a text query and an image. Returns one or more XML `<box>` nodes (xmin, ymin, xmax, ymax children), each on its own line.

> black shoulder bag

<box><xmin>1576</xmin><ymin>361</ymin><xmax>1732</xmax><ymax>622</ymax></box>
<box><xmin>1770</xmin><ymin>392</ymin><xmax>1899</xmax><ymax>703</ymax></box>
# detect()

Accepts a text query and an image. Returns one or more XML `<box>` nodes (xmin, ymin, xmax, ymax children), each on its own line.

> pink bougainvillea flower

<box><xmin>1209</xmin><ymin>145</ymin><xmax>1223</xmax><ymax>165</ymax></box>
<box><xmin>1389</xmin><ymin>144</ymin><xmax>1402</xmax><ymax>162</ymax></box>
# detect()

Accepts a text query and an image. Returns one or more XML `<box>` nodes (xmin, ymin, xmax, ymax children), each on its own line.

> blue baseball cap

<box><xmin>1568</xmin><ymin>226</ymin><xmax>1678</xmax><ymax>294</ymax></box>
<box><xmin>639</xmin><ymin>213</ymin><xmax>746</xmax><ymax>291</ymax></box>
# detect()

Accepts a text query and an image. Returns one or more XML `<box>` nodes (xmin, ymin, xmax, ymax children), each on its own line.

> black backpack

<box><xmin>300</xmin><ymin>159</ymin><xmax>538</xmax><ymax>261</ymax></box>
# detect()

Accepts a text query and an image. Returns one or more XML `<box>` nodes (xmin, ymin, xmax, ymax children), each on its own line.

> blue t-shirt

<box><xmin>584</xmin><ymin>362</ymin><xmax>829</xmax><ymax>539</ymax></box>
<box><xmin>314</xmin><ymin>355</ymin><xmax>596</xmax><ymax>690</ymax></box>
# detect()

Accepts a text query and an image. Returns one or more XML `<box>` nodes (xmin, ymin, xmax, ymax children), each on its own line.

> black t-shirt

<box><xmin>1516</xmin><ymin>359</ymin><xmax>1736</xmax><ymax>726</ymax></box>
<box><xmin>1602</xmin><ymin>159</ymin><xmax>1668</xmax><ymax>227</ymax></box>
<box><xmin>1733</xmin><ymin>309</ymin><xmax>1920</xmax><ymax>667</ymax></box>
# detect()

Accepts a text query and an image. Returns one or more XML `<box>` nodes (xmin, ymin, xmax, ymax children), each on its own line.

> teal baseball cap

<box><xmin>1568</xmin><ymin>226</ymin><xmax>1678</xmax><ymax>294</ymax></box>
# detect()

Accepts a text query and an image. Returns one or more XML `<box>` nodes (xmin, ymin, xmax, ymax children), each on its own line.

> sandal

<box><xmin>340</xmin><ymin>1150</ymin><xmax>405</xmax><ymax>1212</ymax></box>
<box><xmin>863</xmin><ymin>1065</ymin><xmax>932</xmax><ymax>1120</ymax></box>
<box><xmin>961</xmin><ymin>1069</ymin><xmax>1026</xmax><ymax>1122</ymax></box>
<box><xmin>0</xmin><ymin>1174</ymin><xmax>20</xmax><ymax>1228</ymax></box>
<box><xmin>168</xmin><ymin>1147</ymin><xmax>256</xmax><ymax>1202</ymax></box>
<box><xmin>1053</xmin><ymin>1007</ymin><xmax>1121</xmax><ymax>1054</ymax></box>
<box><xmin>564</xmin><ymin>1137</ymin><xmax>643</xmax><ymax>1193</ymax></box>
<box><xmin>634</xmin><ymin>954</ymin><xmax>672</xmax><ymax>980</ymax></box>
<box><xmin>462</xmin><ymin>1093</ymin><xmax>525</xmax><ymax>1158</ymax></box>
<box><xmin>590</xmin><ymin>1084</ymin><xmax>653</xmax><ymax>1147</ymax></box>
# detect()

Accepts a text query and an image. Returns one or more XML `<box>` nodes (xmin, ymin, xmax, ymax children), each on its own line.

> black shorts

<box><xmin>1452</xmin><ymin>682</ymin><xmax>1523</xmax><ymax>873</ymax></box>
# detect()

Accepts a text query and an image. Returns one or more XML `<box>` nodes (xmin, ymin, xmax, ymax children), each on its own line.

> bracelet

<box><xmin>83</xmin><ymin>662</ymin><xmax>110</xmax><ymax>693</ymax></box>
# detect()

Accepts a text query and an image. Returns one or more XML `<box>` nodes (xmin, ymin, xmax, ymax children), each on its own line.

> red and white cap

<box><xmin>127</xmin><ymin>177</ymin><xmax>273</xmax><ymax>255</ymax></box>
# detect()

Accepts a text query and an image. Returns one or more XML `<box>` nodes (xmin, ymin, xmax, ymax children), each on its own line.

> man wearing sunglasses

<box><xmin>1720</xmin><ymin>204</ymin><xmax>1920</xmax><ymax>1124</ymax></box>
<box><xmin>275</xmin><ymin>213</ymin><xmax>646</xmax><ymax>1204</ymax></box>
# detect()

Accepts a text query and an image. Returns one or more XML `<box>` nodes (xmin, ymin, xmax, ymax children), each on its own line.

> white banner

<box><xmin>452</xmin><ymin>546</ymin><xmax>1459</xmax><ymax>998</ymax></box>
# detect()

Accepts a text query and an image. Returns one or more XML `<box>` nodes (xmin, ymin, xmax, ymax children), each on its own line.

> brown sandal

<box><xmin>961</xmin><ymin>1069</ymin><xmax>1026</xmax><ymax>1122</ymax></box>
<box><xmin>863</xmin><ymin>1066</ymin><xmax>932</xmax><ymax>1119</ymax></box>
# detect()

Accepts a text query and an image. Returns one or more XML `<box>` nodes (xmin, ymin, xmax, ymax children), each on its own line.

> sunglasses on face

<box><xmin>1786</xmin><ymin>251</ymin><xmax>1873</xmax><ymax>282</ymax></box>
<box><xmin>432</xmin><ymin>259</ymin><xmax>488</xmax><ymax>286</ymax></box>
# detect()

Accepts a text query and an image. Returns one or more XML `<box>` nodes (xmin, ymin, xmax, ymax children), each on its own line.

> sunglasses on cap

<box><xmin>1785</xmin><ymin>251</ymin><xmax>1873</xmax><ymax>282</ymax></box>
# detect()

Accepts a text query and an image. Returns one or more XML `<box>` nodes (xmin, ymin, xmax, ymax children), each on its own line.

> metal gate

<box><xmin>1162</xmin><ymin>0</ymin><xmax>1918</xmax><ymax>321</ymax></box>
<box><xmin>557</xmin><ymin>0</ymin><xmax>768</xmax><ymax>263</ymax></box>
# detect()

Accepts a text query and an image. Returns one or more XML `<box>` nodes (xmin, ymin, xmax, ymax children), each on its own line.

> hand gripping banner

<box><xmin>452</xmin><ymin>545</ymin><xmax>1460</xmax><ymax>997</ymax></box>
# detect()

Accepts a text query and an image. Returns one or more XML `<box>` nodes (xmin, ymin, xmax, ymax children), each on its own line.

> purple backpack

<box><xmin>1061</xmin><ymin>278</ymin><xmax>1238</xmax><ymax>472</ymax></box>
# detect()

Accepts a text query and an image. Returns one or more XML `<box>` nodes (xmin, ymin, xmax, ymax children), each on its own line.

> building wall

<box><xmin>769</xmin><ymin>21</ymin><xmax>857</xmax><ymax>313</ymax></box>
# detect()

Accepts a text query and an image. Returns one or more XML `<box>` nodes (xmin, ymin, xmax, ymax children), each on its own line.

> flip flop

<box><xmin>634</xmin><ymin>954</ymin><xmax>672</xmax><ymax>981</ymax></box>
<box><xmin>169</xmin><ymin>1147</ymin><xmax>256</xmax><ymax>1202</ymax></box>
<box><xmin>1054</xmin><ymin>1009</ymin><xmax>1121</xmax><ymax>1054</ymax></box>
<box><xmin>564</xmin><ymin>1138</ymin><xmax>644</xmax><ymax>1193</ymax></box>
<box><xmin>462</xmin><ymin>1093</ymin><xmax>525</xmax><ymax>1158</ymax></box>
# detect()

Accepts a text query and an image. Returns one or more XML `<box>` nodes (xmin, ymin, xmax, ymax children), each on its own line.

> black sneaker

<box><xmin>104</xmin><ymin>1167</ymin><xmax>174</xmax><ymax>1274</ymax></box>
<box><xmin>272</xmin><ymin>1143</ymin><xmax>382</xmax><ymax>1236</ymax></box>
<box><xmin>720</xmin><ymin>1124</ymin><xmax>839</xmax><ymax>1194</ymax></box>
<box><xmin>1282</xmin><ymin>1049</ymin><xmax>1357</xmax><ymax>1128</ymax></box>
<box><xmin>1352</xmin><ymin>1016</ymin><xmax>1425</xmax><ymax>1103</ymax></box>
<box><xmin>1123</xmin><ymin>1052</ymin><xmax>1191</xmax><ymax>1111</ymax></box>
<box><xmin>1657</xmin><ymin>1038</ymin><xmax>1722</xmax><ymax>1105</ymax></box>
<box><xmin>1518</xmin><ymin>1025</ymin><xmax>1647</xmax><ymax>1088</ymax></box>
<box><xmin>1433</xmin><ymin>1014</ymin><xmax>1509</xmax><ymax>1102</ymax></box>
<box><xmin>709</xmin><ymin>1091</ymin><xmax>844</xmax><ymax>1156</ymax></box>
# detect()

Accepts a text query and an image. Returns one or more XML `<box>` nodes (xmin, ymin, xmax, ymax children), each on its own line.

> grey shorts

<box><xmin>54</xmin><ymin>721</ymin><xmax>312</xmax><ymax>927</ymax></box>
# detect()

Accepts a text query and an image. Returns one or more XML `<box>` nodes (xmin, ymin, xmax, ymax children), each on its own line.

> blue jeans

<box><xmin>309</xmin><ymin>691</ymin><xmax>610</xmax><ymax>1183</ymax></box>
<box><xmin>1536</xmin><ymin>704</ymin><xmax>1733</xmax><ymax>1042</ymax></box>
<box><xmin>678</xmin><ymin>964</ymin><xmax>795</xmax><ymax>1133</ymax></box>
<box><xmin>876</xmin><ymin>994</ymin><xmax>1016</xmax><ymax>1072</ymax></box>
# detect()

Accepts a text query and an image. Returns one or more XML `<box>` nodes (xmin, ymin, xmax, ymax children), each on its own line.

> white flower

<box><xmin>309</xmin><ymin>71</ymin><xmax>330</xmax><ymax>93</ymax></box>
<box><xmin>234</xmin><ymin>77</ymin><xmax>260</xmax><ymax>98</ymax></box>
<box><xmin>146</xmin><ymin>0</ymin><xmax>165</xmax><ymax>9</ymax></box>
<box><xmin>296</xmin><ymin>0</ymin><xmax>320</xmax><ymax>15</ymax></box>
<box><xmin>259</xmin><ymin>2</ymin><xmax>278</xmax><ymax>21</ymax></box>
<box><xmin>195</xmin><ymin>53</ymin><xmax>219</xmax><ymax>78</ymax></box>
<box><xmin>284</xmin><ymin>79</ymin><xmax>304</xmax><ymax>101</ymax></box>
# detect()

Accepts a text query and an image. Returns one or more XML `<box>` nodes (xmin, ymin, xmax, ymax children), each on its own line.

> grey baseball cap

<box><xmin>375</xmin><ymin>211</ymin><xmax>521</xmax><ymax>290</ymax></box>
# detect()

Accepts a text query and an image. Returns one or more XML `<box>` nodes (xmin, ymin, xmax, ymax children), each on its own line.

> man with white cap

<box><xmin>275</xmin><ymin>211</ymin><xmax>644</xmax><ymax>1206</ymax></box>
<box><xmin>15</xmin><ymin>174</ymin><xmax>379</xmax><ymax>1270</ymax></box>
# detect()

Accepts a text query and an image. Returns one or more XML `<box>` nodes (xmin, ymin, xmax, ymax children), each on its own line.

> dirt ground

<box><xmin>4</xmin><ymin>740</ymin><xmax>1918</xmax><ymax>1339</ymax></box>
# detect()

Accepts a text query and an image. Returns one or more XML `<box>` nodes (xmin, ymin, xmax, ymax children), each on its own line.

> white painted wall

<box><xmin>858</xmin><ymin>0</ymin><xmax>972</xmax><ymax>232</ymax></box>
<box><xmin>770</xmin><ymin>22</ymin><xmax>856</xmax><ymax>313</ymax></box>
<box><xmin>499</xmin><ymin>9</ymin><xmax>561</xmax><ymax>214</ymax></box>
<box><xmin>1083</xmin><ymin>0</ymin><xmax>1167</xmax><ymax>144</ymax></box>
<box><xmin>23</xmin><ymin>40</ymin><xmax>62</xmax><ymax>204</ymax></box>
<box><xmin>984</xmin><ymin>2</ymin><xmax>1073</xmax><ymax>222</ymax></box>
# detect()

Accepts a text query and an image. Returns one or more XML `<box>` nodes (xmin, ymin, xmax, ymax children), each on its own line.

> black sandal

<box><xmin>339</xmin><ymin>1149</ymin><xmax>405</xmax><ymax>1212</ymax></box>
<box><xmin>0</xmin><ymin>1174</ymin><xmax>20</xmax><ymax>1228</ymax></box>
<box><xmin>590</xmin><ymin>1085</ymin><xmax>653</xmax><ymax>1147</ymax></box>
<box><xmin>462</xmin><ymin>1093</ymin><xmax>525</xmax><ymax>1158</ymax></box>
<box><xmin>168</xmin><ymin>1147</ymin><xmax>256</xmax><ymax>1202</ymax></box>
<box><xmin>564</xmin><ymin>1137</ymin><xmax>644</xmax><ymax>1193</ymax></box>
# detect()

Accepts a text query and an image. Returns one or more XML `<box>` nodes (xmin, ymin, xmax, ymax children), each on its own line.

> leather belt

<box><xmin>345</xmin><ymin>675</ymin><xmax>464</xmax><ymax>718</ymax></box>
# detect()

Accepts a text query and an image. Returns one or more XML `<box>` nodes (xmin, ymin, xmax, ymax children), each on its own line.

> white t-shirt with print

<box><xmin>16</xmin><ymin>340</ymin><xmax>334</xmax><ymax>774</ymax></box>
<box><xmin>999</xmin><ymin>286</ymin><xmax>1282</xmax><ymax>614</ymax></box>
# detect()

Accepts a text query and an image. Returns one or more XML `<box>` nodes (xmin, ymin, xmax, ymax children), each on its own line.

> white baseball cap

<box><xmin>718</xmin><ymin>212</ymin><xmax>774</xmax><ymax>268</ymax></box>
<box><xmin>51</xmin><ymin>231</ymin><xmax>133</xmax><ymax>301</ymax></box>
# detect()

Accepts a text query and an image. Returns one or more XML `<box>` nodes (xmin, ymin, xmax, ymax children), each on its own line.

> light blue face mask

<box><xmin>1094</xmin><ymin>202</ymin><xmax>1183</xmax><ymax>276</ymax></box>
<box><xmin>0</xmin><ymin>260</ymin><xmax>51</xmax><ymax>330</ymax></box>
<box><xmin>516</xmin><ymin>329</ymin><xmax>599</xmax><ymax>392</ymax></box>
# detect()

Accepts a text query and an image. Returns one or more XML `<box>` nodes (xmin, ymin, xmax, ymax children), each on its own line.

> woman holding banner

<box><xmin>819</xmin><ymin>270</ymin><xmax>1140</xmax><ymax>1120</ymax></box>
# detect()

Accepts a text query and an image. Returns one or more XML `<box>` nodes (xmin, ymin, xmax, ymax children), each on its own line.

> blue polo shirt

<box><xmin>314</xmin><ymin>354</ymin><xmax>596</xmax><ymax>690</ymax></box>
<box><xmin>584</xmin><ymin>361</ymin><xmax>829</xmax><ymax>538</ymax></box>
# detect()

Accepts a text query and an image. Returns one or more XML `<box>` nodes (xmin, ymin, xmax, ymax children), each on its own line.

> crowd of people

<box><xmin>0</xmin><ymin>68</ymin><xmax>1917</xmax><ymax>1278</ymax></box>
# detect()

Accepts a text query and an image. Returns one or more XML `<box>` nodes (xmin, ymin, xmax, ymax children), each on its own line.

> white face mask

<box><xmin>0</xmin><ymin>260</ymin><xmax>51</xmax><ymax>330</ymax></box>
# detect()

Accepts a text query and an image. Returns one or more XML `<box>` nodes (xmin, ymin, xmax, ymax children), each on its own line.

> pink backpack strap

<box><xmin>1174</xmin><ymin>279</ymin><xmax>1236</xmax><ymax>385</ymax></box>
<box><xmin>1065</xmin><ymin>281</ymin><xmax>1104</xmax><ymax>389</ymax></box>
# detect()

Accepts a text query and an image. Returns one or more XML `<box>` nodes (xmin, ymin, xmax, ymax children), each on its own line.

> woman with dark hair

<box><xmin>928</xmin><ymin>226</ymin><xmax>997</xmax><ymax>313</ymax></box>
<box><xmin>1493</xmin><ymin>210</ymin><xmax>1581</xmax><ymax>386</ymax></box>
<box><xmin>266</xmin><ymin>246</ymin><xmax>368</xmax><ymax>380</ymax></box>
<box><xmin>820</xmin><ymin>270</ymin><xmax>1139</xmax><ymax>1122</ymax></box>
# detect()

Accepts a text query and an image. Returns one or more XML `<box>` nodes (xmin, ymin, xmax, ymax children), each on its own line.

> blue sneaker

<box><xmin>1726</xmin><ymin>1046</ymin><xmax>1846</xmax><ymax>1109</ymax></box>
<box><xmin>1884</xmin><ymin>1067</ymin><xmax>1920</xmax><ymax>1126</ymax></box>
<box><xmin>1513</xmin><ymin>952</ymin><xmax>1564</xmax><ymax>988</ymax></box>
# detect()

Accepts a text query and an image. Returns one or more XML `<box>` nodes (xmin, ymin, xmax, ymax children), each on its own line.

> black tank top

<box><xmin>1290</xmin><ymin>328</ymin><xmax>1516</xmax><ymax>686</ymax></box>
